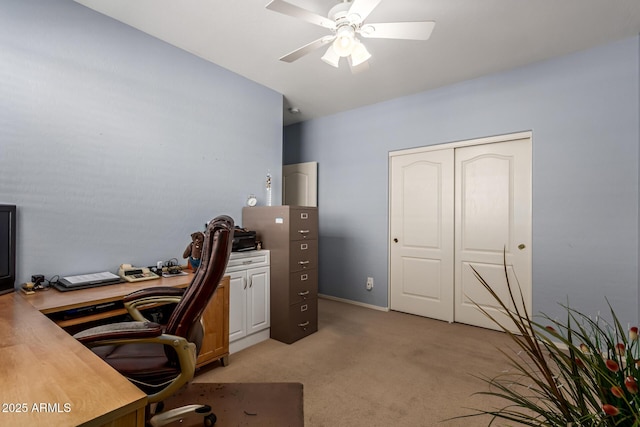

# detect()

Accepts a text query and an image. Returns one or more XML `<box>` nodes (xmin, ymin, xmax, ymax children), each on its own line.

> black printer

<box><xmin>232</xmin><ymin>227</ymin><xmax>257</xmax><ymax>252</ymax></box>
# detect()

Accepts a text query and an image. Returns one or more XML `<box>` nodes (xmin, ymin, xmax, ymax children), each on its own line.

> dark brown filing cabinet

<box><xmin>242</xmin><ymin>206</ymin><xmax>318</xmax><ymax>344</ymax></box>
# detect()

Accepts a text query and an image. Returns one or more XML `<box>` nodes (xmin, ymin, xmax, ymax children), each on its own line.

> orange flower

<box><xmin>630</xmin><ymin>326</ymin><xmax>639</xmax><ymax>341</ymax></box>
<box><xmin>625</xmin><ymin>376</ymin><xmax>639</xmax><ymax>394</ymax></box>
<box><xmin>611</xmin><ymin>386</ymin><xmax>624</xmax><ymax>398</ymax></box>
<box><xmin>606</xmin><ymin>359</ymin><xmax>620</xmax><ymax>372</ymax></box>
<box><xmin>574</xmin><ymin>358</ymin><xmax>585</xmax><ymax>368</ymax></box>
<box><xmin>603</xmin><ymin>404</ymin><xmax>620</xmax><ymax>416</ymax></box>
<box><xmin>545</xmin><ymin>326</ymin><xmax>557</xmax><ymax>333</ymax></box>
<box><xmin>616</xmin><ymin>343</ymin><xmax>626</xmax><ymax>356</ymax></box>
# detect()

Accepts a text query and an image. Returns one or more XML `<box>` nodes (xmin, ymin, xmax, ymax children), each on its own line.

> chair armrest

<box><xmin>74</xmin><ymin>328</ymin><xmax>198</xmax><ymax>403</ymax></box>
<box><xmin>123</xmin><ymin>287</ymin><xmax>185</xmax><ymax>321</ymax></box>
<box><xmin>123</xmin><ymin>287</ymin><xmax>185</xmax><ymax>303</ymax></box>
<box><xmin>74</xmin><ymin>321</ymin><xmax>162</xmax><ymax>345</ymax></box>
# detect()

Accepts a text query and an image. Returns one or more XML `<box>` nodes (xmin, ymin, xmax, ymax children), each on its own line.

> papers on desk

<box><xmin>63</xmin><ymin>271</ymin><xmax>120</xmax><ymax>285</ymax></box>
<box><xmin>54</xmin><ymin>271</ymin><xmax>124</xmax><ymax>292</ymax></box>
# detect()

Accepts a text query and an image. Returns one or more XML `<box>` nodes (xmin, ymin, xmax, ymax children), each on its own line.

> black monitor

<box><xmin>0</xmin><ymin>205</ymin><xmax>16</xmax><ymax>295</ymax></box>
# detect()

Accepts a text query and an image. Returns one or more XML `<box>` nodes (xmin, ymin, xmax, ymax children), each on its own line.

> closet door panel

<box><xmin>389</xmin><ymin>149</ymin><xmax>455</xmax><ymax>322</ymax></box>
<box><xmin>454</xmin><ymin>138</ymin><xmax>532</xmax><ymax>331</ymax></box>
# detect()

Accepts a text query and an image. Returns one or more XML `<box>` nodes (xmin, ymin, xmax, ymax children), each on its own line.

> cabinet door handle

<box><xmin>298</xmin><ymin>291</ymin><xmax>310</xmax><ymax>297</ymax></box>
<box><xmin>249</xmin><ymin>277</ymin><xmax>252</xmax><ymax>288</ymax></box>
<box><xmin>243</xmin><ymin>278</ymin><xmax>247</xmax><ymax>289</ymax></box>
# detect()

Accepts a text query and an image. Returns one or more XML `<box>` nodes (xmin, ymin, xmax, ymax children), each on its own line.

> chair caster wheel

<box><xmin>204</xmin><ymin>413</ymin><xmax>217</xmax><ymax>426</ymax></box>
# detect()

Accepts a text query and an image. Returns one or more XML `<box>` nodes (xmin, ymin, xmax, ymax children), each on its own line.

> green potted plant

<box><xmin>457</xmin><ymin>258</ymin><xmax>640</xmax><ymax>426</ymax></box>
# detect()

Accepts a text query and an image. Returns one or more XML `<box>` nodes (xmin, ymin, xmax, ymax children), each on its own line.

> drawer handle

<box><xmin>298</xmin><ymin>291</ymin><xmax>310</xmax><ymax>297</ymax></box>
<box><xmin>300</xmin><ymin>304</ymin><xmax>308</xmax><ymax>312</ymax></box>
<box><xmin>298</xmin><ymin>260</ymin><xmax>310</xmax><ymax>265</ymax></box>
<box><xmin>298</xmin><ymin>321</ymin><xmax>310</xmax><ymax>327</ymax></box>
<box><xmin>298</xmin><ymin>229</ymin><xmax>310</xmax><ymax>235</ymax></box>
<box><xmin>300</xmin><ymin>274</ymin><xmax>308</xmax><ymax>281</ymax></box>
<box><xmin>242</xmin><ymin>260</ymin><xmax>253</xmax><ymax>265</ymax></box>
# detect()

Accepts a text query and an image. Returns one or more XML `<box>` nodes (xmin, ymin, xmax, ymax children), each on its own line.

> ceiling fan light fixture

<box><xmin>321</xmin><ymin>45</ymin><xmax>340</xmax><ymax>67</ymax></box>
<box><xmin>349</xmin><ymin>39</ymin><xmax>371</xmax><ymax>67</ymax></box>
<box><xmin>333</xmin><ymin>25</ymin><xmax>355</xmax><ymax>57</ymax></box>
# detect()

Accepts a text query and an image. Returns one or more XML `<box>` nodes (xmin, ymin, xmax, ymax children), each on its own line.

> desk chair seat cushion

<box><xmin>92</xmin><ymin>343</ymin><xmax>181</xmax><ymax>394</ymax></box>
<box><xmin>75</xmin><ymin>320</ymin><xmax>182</xmax><ymax>394</ymax></box>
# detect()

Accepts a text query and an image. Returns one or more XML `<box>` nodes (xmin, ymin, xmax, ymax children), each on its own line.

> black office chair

<box><xmin>74</xmin><ymin>215</ymin><xmax>234</xmax><ymax>427</ymax></box>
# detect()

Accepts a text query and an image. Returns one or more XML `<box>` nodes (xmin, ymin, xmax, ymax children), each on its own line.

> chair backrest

<box><xmin>165</xmin><ymin>215</ymin><xmax>234</xmax><ymax>347</ymax></box>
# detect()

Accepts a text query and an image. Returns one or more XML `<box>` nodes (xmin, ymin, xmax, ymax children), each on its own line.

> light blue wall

<box><xmin>284</xmin><ymin>36</ymin><xmax>640</xmax><ymax>324</ymax></box>
<box><xmin>0</xmin><ymin>0</ymin><xmax>283</xmax><ymax>285</ymax></box>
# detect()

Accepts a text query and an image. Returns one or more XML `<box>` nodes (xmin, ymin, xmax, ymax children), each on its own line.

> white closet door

<box><xmin>389</xmin><ymin>133</ymin><xmax>532</xmax><ymax>331</ymax></box>
<box><xmin>389</xmin><ymin>149</ymin><xmax>455</xmax><ymax>322</ymax></box>
<box><xmin>454</xmin><ymin>138</ymin><xmax>532</xmax><ymax>331</ymax></box>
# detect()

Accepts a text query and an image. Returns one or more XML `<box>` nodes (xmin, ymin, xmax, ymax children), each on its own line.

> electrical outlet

<box><xmin>366</xmin><ymin>277</ymin><xmax>374</xmax><ymax>291</ymax></box>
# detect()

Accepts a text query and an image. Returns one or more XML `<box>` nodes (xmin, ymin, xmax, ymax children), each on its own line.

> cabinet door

<box><xmin>196</xmin><ymin>281</ymin><xmax>229</xmax><ymax>367</ymax></box>
<box><xmin>247</xmin><ymin>266</ymin><xmax>270</xmax><ymax>336</ymax></box>
<box><xmin>228</xmin><ymin>270</ymin><xmax>247</xmax><ymax>342</ymax></box>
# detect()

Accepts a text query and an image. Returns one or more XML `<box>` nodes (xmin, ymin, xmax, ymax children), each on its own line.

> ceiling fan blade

<box><xmin>266</xmin><ymin>0</ymin><xmax>336</xmax><ymax>30</ymax></box>
<box><xmin>279</xmin><ymin>36</ymin><xmax>335</xmax><ymax>63</ymax></box>
<box><xmin>347</xmin><ymin>0</ymin><xmax>382</xmax><ymax>23</ymax></box>
<box><xmin>360</xmin><ymin>21</ymin><xmax>436</xmax><ymax>40</ymax></box>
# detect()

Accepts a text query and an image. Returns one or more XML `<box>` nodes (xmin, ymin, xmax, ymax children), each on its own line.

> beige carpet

<box><xmin>195</xmin><ymin>298</ymin><xmax>521</xmax><ymax>427</ymax></box>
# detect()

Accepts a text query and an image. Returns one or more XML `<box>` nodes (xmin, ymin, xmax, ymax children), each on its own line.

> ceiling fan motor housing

<box><xmin>329</xmin><ymin>0</ymin><xmax>363</xmax><ymax>26</ymax></box>
<box><xmin>328</xmin><ymin>0</ymin><xmax>366</xmax><ymax>58</ymax></box>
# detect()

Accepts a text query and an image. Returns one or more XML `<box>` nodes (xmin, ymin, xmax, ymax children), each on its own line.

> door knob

<box><xmin>518</xmin><ymin>243</ymin><xmax>526</xmax><ymax>250</ymax></box>
<box><xmin>393</xmin><ymin>238</ymin><xmax>398</xmax><ymax>243</ymax></box>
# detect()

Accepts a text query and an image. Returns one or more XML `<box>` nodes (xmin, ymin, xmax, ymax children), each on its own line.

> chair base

<box><xmin>149</xmin><ymin>404</ymin><xmax>216</xmax><ymax>427</ymax></box>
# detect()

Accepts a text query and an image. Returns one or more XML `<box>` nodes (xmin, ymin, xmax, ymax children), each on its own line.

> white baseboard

<box><xmin>318</xmin><ymin>294</ymin><xmax>389</xmax><ymax>312</ymax></box>
<box><xmin>229</xmin><ymin>328</ymin><xmax>270</xmax><ymax>354</ymax></box>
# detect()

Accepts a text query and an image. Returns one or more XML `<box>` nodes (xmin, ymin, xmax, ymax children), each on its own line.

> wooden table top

<box><xmin>0</xmin><ymin>293</ymin><xmax>147</xmax><ymax>426</ymax></box>
<box><xmin>22</xmin><ymin>273</ymin><xmax>194</xmax><ymax>314</ymax></box>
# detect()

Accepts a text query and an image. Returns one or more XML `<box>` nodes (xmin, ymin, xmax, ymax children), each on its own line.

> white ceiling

<box><xmin>74</xmin><ymin>0</ymin><xmax>640</xmax><ymax>125</ymax></box>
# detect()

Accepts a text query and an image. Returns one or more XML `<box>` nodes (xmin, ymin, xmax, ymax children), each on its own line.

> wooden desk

<box><xmin>22</xmin><ymin>272</ymin><xmax>230</xmax><ymax>367</ymax></box>
<box><xmin>0</xmin><ymin>293</ymin><xmax>147</xmax><ymax>426</ymax></box>
<box><xmin>2</xmin><ymin>273</ymin><xmax>230</xmax><ymax>426</ymax></box>
<box><xmin>24</xmin><ymin>273</ymin><xmax>196</xmax><ymax>325</ymax></box>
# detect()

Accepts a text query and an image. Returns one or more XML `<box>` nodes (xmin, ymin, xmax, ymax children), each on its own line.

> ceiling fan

<box><xmin>265</xmin><ymin>0</ymin><xmax>435</xmax><ymax>70</ymax></box>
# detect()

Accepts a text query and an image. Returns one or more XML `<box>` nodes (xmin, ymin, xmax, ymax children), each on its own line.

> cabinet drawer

<box><xmin>288</xmin><ymin>300</ymin><xmax>318</xmax><ymax>342</ymax></box>
<box><xmin>226</xmin><ymin>250</ymin><xmax>270</xmax><ymax>272</ymax></box>
<box><xmin>289</xmin><ymin>270</ymin><xmax>318</xmax><ymax>305</ymax></box>
<box><xmin>289</xmin><ymin>209</ymin><xmax>318</xmax><ymax>241</ymax></box>
<box><xmin>289</xmin><ymin>240</ymin><xmax>317</xmax><ymax>272</ymax></box>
